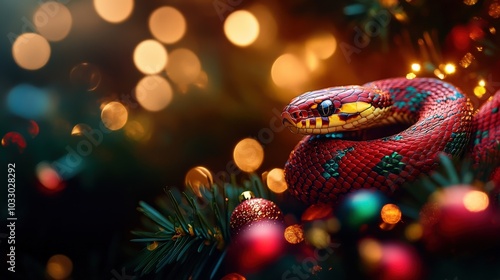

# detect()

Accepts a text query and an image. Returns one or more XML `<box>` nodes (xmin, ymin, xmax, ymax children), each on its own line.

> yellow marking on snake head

<box><xmin>340</xmin><ymin>101</ymin><xmax>372</xmax><ymax>114</ymax></box>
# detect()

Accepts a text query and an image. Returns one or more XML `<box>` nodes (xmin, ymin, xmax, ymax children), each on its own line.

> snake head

<box><xmin>282</xmin><ymin>86</ymin><xmax>392</xmax><ymax>134</ymax></box>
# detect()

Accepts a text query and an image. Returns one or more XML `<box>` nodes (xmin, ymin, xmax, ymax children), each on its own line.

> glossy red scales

<box><xmin>282</xmin><ymin>78</ymin><xmax>500</xmax><ymax>205</ymax></box>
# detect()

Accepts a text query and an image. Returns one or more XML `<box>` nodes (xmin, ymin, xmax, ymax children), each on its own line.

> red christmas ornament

<box><xmin>229</xmin><ymin>191</ymin><xmax>284</xmax><ymax>236</ymax></box>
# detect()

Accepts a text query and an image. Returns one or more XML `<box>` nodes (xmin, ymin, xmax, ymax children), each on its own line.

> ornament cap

<box><xmin>239</xmin><ymin>191</ymin><xmax>255</xmax><ymax>202</ymax></box>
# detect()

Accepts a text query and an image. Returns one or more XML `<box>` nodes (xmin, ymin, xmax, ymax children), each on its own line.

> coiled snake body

<box><xmin>282</xmin><ymin>78</ymin><xmax>500</xmax><ymax>204</ymax></box>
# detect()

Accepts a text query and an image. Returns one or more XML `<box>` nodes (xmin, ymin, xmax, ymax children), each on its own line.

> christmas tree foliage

<box><xmin>132</xmin><ymin>175</ymin><xmax>274</xmax><ymax>279</ymax></box>
<box><xmin>132</xmin><ymin>150</ymin><xmax>500</xmax><ymax>279</ymax></box>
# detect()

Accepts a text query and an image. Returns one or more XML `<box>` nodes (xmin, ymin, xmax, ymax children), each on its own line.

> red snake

<box><xmin>282</xmin><ymin>77</ymin><xmax>500</xmax><ymax>204</ymax></box>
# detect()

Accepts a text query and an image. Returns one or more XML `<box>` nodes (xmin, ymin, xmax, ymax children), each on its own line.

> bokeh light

<box><xmin>46</xmin><ymin>254</ymin><xmax>73</xmax><ymax>280</ymax></box>
<box><xmin>147</xmin><ymin>241</ymin><xmax>158</xmax><ymax>251</ymax></box>
<box><xmin>340</xmin><ymin>190</ymin><xmax>384</xmax><ymax>228</ymax></box>
<box><xmin>221</xmin><ymin>273</ymin><xmax>246</xmax><ymax>280</ymax></box>
<box><xmin>474</xmin><ymin>85</ymin><xmax>486</xmax><ymax>98</ymax></box>
<box><xmin>305</xmin><ymin>227</ymin><xmax>330</xmax><ymax>249</ymax></box>
<box><xmin>305</xmin><ymin>32</ymin><xmax>337</xmax><ymax>60</ymax></box>
<box><xmin>231</xmin><ymin>221</ymin><xmax>285</xmax><ymax>272</ymax></box>
<box><xmin>34</xmin><ymin>2</ymin><xmax>73</xmax><ymax>41</ymax></box>
<box><xmin>248</xmin><ymin>4</ymin><xmax>277</xmax><ymax>48</ymax></box>
<box><xmin>443</xmin><ymin>63</ymin><xmax>456</xmax><ymax>74</ymax></box>
<box><xmin>101</xmin><ymin>101</ymin><xmax>128</xmax><ymax>130</ymax></box>
<box><xmin>36</xmin><ymin>162</ymin><xmax>63</xmax><ymax>191</ymax></box>
<box><xmin>166</xmin><ymin>48</ymin><xmax>202</xmax><ymax>85</ymax></box>
<box><xmin>133</xmin><ymin>40</ymin><xmax>168</xmax><ymax>74</ymax></box>
<box><xmin>93</xmin><ymin>0</ymin><xmax>134</xmax><ymax>23</ymax></box>
<box><xmin>489</xmin><ymin>1</ymin><xmax>500</xmax><ymax>18</ymax></box>
<box><xmin>233</xmin><ymin>138</ymin><xmax>264</xmax><ymax>173</ymax></box>
<box><xmin>379</xmin><ymin>243</ymin><xmax>422</xmax><ymax>280</ymax></box>
<box><xmin>71</xmin><ymin>123</ymin><xmax>92</xmax><ymax>136</ymax></box>
<box><xmin>359</xmin><ymin>238</ymin><xmax>383</xmax><ymax>265</ymax></box>
<box><xmin>6</xmin><ymin>84</ymin><xmax>52</xmax><ymax>120</ymax></box>
<box><xmin>28</xmin><ymin>120</ymin><xmax>40</xmax><ymax>138</ymax></box>
<box><xmin>380</xmin><ymin>203</ymin><xmax>402</xmax><ymax>224</ymax></box>
<box><xmin>149</xmin><ymin>6</ymin><xmax>186</xmax><ymax>44</ymax></box>
<box><xmin>123</xmin><ymin>115</ymin><xmax>152</xmax><ymax>142</ymax></box>
<box><xmin>135</xmin><ymin>75</ymin><xmax>173</xmax><ymax>112</ymax></box>
<box><xmin>185</xmin><ymin>166</ymin><xmax>213</xmax><ymax>197</ymax></box>
<box><xmin>2</xmin><ymin>132</ymin><xmax>27</xmax><ymax>153</ymax></box>
<box><xmin>266</xmin><ymin>168</ymin><xmax>288</xmax><ymax>194</ymax></box>
<box><xmin>462</xmin><ymin>190</ymin><xmax>489</xmax><ymax>212</ymax></box>
<box><xmin>224</xmin><ymin>10</ymin><xmax>260</xmax><ymax>47</ymax></box>
<box><xmin>405</xmin><ymin>223</ymin><xmax>423</xmax><ymax>241</ymax></box>
<box><xmin>12</xmin><ymin>33</ymin><xmax>51</xmax><ymax>70</ymax></box>
<box><xmin>271</xmin><ymin>53</ymin><xmax>308</xmax><ymax>89</ymax></box>
<box><xmin>464</xmin><ymin>0</ymin><xmax>478</xmax><ymax>5</ymax></box>
<box><xmin>70</xmin><ymin>62</ymin><xmax>102</xmax><ymax>91</ymax></box>
<box><xmin>301</xmin><ymin>204</ymin><xmax>334</xmax><ymax>221</ymax></box>
<box><xmin>406</xmin><ymin>72</ymin><xmax>416</xmax><ymax>79</ymax></box>
<box><xmin>284</xmin><ymin>224</ymin><xmax>304</xmax><ymax>244</ymax></box>
<box><xmin>411</xmin><ymin>63</ymin><xmax>421</xmax><ymax>72</ymax></box>
<box><xmin>459</xmin><ymin>52</ymin><xmax>474</xmax><ymax>68</ymax></box>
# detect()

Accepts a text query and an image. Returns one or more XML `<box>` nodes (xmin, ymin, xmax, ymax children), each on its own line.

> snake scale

<box><xmin>282</xmin><ymin>77</ymin><xmax>500</xmax><ymax>205</ymax></box>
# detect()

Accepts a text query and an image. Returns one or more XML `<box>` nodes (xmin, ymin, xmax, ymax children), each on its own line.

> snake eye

<box><xmin>318</xmin><ymin>100</ymin><xmax>335</xmax><ymax>117</ymax></box>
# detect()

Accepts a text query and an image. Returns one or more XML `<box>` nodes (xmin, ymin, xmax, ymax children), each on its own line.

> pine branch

<box><xmin>131</xmin><ymin>174</ymin><xmax>271</xmax><ymax>279</ymax></box>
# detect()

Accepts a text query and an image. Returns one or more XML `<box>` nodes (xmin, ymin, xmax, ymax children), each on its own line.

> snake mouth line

<box><xmin>282</xmin><ymin>116</ymin><xmax>300</xmax><ymax>134</ymax></box>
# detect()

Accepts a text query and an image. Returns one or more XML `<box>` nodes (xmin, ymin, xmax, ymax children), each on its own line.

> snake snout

<box><xmin>282</xmin><ymin>111</ymin><xmax>300</xmax><ymax>134</ymax></box>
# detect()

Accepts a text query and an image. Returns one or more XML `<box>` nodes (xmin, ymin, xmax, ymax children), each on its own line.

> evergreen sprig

<box><xmin>400</xmin><ymin>150</ymin><xmax>500</xmax><ymax>215</ymax></box>
<box><xmin>131</xmin><ymin>174</ymin><xmax>272</xmax><ymax>279</ymax></box>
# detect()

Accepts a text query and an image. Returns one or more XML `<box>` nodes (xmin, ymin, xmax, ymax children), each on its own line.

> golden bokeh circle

<box><xmin>233</xmin><ymin>138</ymin><xmax>264</xmax><ymax>173</ymax></box>
<box><xmin>185</xmin><ymin>166</ymin><xmax>213</xmax><ymax>197</ymax></box>
<box><xmin>266</xmin><ymin>168</ymin><xmax>288</xmax><ymax>194</ymax></box>
<box><xmin>101</xmin><ymin>101</ymin><xmax>128</xmax><ymax>130</ymax></box>
<box><xmin>93</xmin><ymin>0</ymin><xmax>134</xmax><ymax>23</ymax></box>
<box><xmin>284</xmin><ymin>224</ymin><xmax>304</xmax><ymax>244</ymax></box>
<box><xmin>46</xmin><ymin>254</ymin><xmax>73</xmax><ymax>280</ymax></box>
<box><xmin>149</xmin><ymin>6</ymin><xmax>186</xmax><ymax>44</ymax></box>
<box><xmin>12</xmin><ymin>33</ymin><xmax>51</xmax><ymax>70</ymax></box>
<box><xmin>135</xmin><ymin>75</ymin><xmax>173</xmax><ymax>112</ymax></box>
<box><xmin>224</xmin><ymin>10</ymin><xmax>260</xmax><ymax>47</ymax></box>
<box><xmin>34</xmin><ymin>2</ymin><xmax>73</xmax><ymax>41</ymax></box>
<box><xmin>380</xmin><ymin>203</ymin><xmax>402</xmax><ymax>224</ymax></box>
<box><xmin>133</xmin><ymin>40</ymin><xmax>168</xmax><ymax>75</ymax></box>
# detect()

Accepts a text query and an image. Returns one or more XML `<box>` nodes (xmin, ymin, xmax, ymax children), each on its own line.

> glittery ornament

<box><xmin>229</xmin><ymin>191</ymin><xmax>283</xmax><ymax>236</ymax></box>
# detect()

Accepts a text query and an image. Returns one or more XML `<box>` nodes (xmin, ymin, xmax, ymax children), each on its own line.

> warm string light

<box><xmin>474</xmin><ymin>79</ymin><xmax>487</xmax><ymax>98</ymax></box>
<box><xmin>101</xmin><ymin>101</ymin><xmax>128</xmax><ymax>130</ymax></box>
<box><xmin>70</xmin><ymin>63</ymin><xmax>102</xmax><ymax>91</ymax></box>
<box><xmin>12</xmin><ymin>33</ymin><xmax>51</xmax><ymax>70</ymax></box>
<box><xmin>284</xmin><ymin>224</ymin><xmax>304</xmax><ymax>244</ymax></box>
<box><xmin>265</xmin><ymin>168</ymin><xmax>288</xmax><ymax>194</ymax></box>
<box><xmin>133</xmin><ymin>40</ymin><xmax>168</xmax><ymax>75</ymax></box>
<box><xmin>135</xmin><ymin>75</ymin><xmax>173</xmax><ymax>112</ymax></box>
<box><xmin>224</xmin><ymin>10</ymin><xmax>260</xmax><ymax>47</ymax></box>
<box><xmin>233</xmin><ymin>138</ymin><xmax>264</xmax><ymax>172</ymax></box>
<box><xmin>166</xmin><ymin>48</ymin><xmax>202</xmax><ymax>86</ymax></box>
<box><xmin>46</xmin><ymin>254</ymin><xmax>73</xmax><ymax>280</ymax></box>
<box><xmin>93</xmin><ymin>0</ymin><xmax>134</xmax><ymax>23</ymax></box>
<box><xmin>380</xmin><ymin>203</ymin><xmax>402</xmax><ymax>225</ymax></box>
<box><xmin>149</xmin><ymin>6</ymin><xmax>186</xmax><ymax>44</ymax></box>
<box><xmin>34</xmin><ymin>2</ymin><xmax>73</xmax><ymax>42</ymax></box>
<box><xmin>185</xmin><ymin>166</ymin><xmax>213</xmax><ymax>197</ymax></box>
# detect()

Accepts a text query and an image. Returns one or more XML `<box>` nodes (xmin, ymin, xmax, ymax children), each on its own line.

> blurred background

<box><xmin>1</xmin><ymin>0</ymin><xmax>500</xmax><ymax>279</ymax></box>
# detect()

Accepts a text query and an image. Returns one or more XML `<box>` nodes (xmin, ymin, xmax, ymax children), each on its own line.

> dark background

<box><xmin>1</xmin><ymin>0</ymin><xmax>500</xmax><ymax>279</ymax></box>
